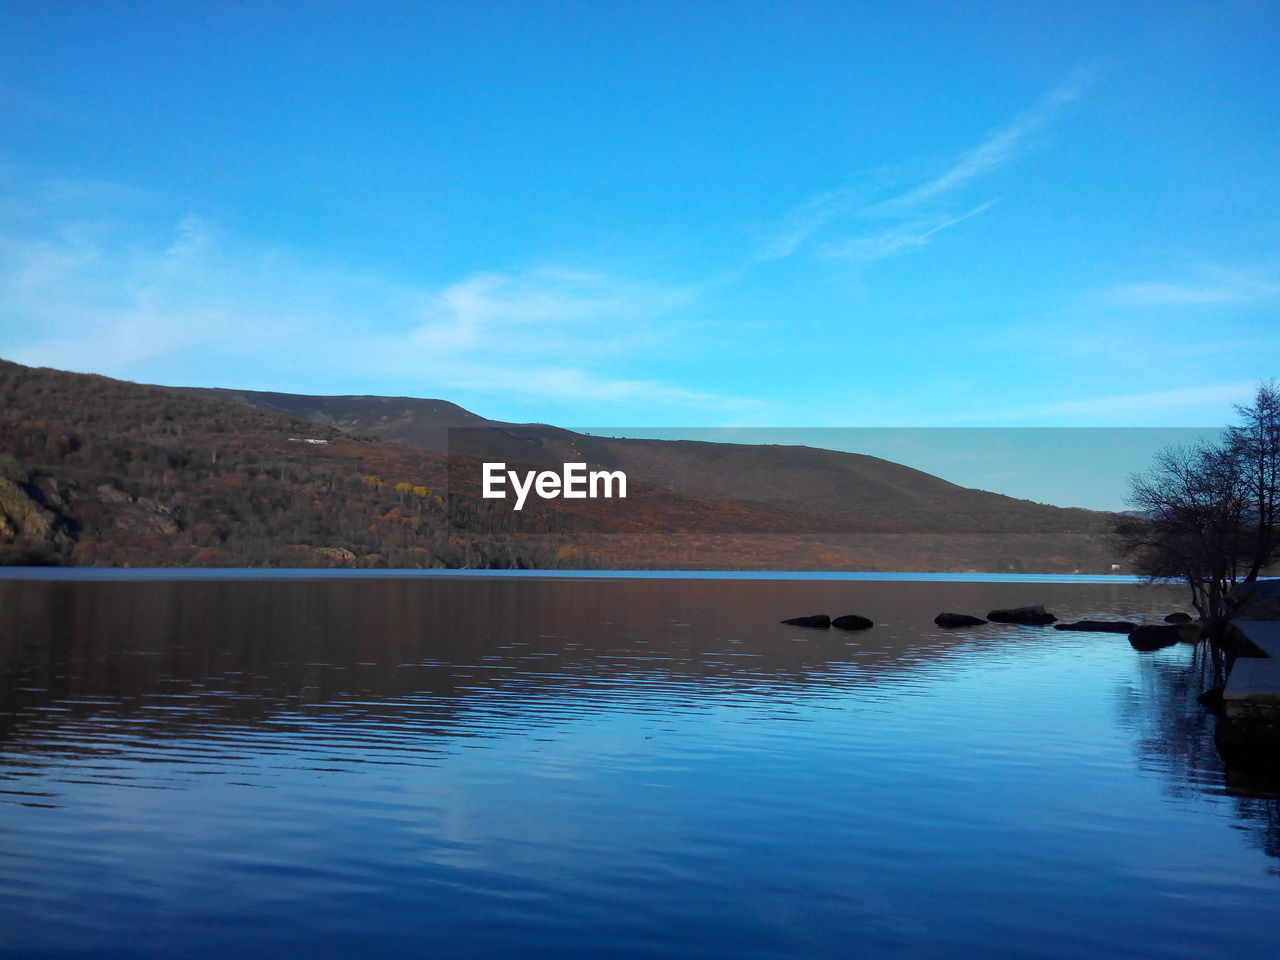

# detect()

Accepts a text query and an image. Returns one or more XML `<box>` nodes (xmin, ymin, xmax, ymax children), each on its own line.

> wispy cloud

<box><xmin>1100</xmin><ymin>267</ymin><xmax>1280</xmax><ymax>308</ymax></box>
<box><xmin>878</xmin><ymin>69</ymin><xmax>1090</xmax><ymax>212</ymax></box>
<box><xmin>756</xmin><ymin>178</ymin><xmax>891</xmax><ymax>261</ymax></box>
<box><xmin>823</xmin><ymin>200</ymin><xmax>997</xmax><ymax>265</ymax></box>
<box><xmin>760</xmin><ymin>68</ymin><xmax>1092</xmax><ymax>267</ymax></box>
<box><xmin>410</xmin><ymin>269</ymin><xmax>689</xmax><ymax>358</ymax></box>
<box><xmin>0</xmin><ymin>180</ymin><xmax>751</xmax><ymax>415</ymax></box>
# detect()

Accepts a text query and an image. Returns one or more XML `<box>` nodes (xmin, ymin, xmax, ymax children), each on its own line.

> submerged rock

<box><xmin>987</xmin><ymin>605</ymin><xmax>1057</xmax><ymax>625</ymax></box>
<box><xmin>781</xmin><ymin>614</ymin><xmax>830</xmax><ymax>628</ymax></box>
<box><xmin>1053</xmin><ymin>620</ymin><xmax>1138</xmax><ymax>633</ymax></box>
<box><xmin>1128</xmin><ymin>624</ymin><xmax>1181</xmax><ymax>651</ymax></box>
<box><xmin>1164</xmin><ymin>612</ymin><xmax>1193</xmax><ymax>624</ymax></box>
<box><xmin>832</xmin><ymin>614</ymin><xmax>873</xmax><ymax>631</ymax></box>
<box><xmin>934</xmin><ymin>613</ymin><xmax>987</xmax><ymax>628</ymax></box>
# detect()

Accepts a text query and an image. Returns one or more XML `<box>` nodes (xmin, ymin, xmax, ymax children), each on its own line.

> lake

<box><xmin>1</xmin><ymin>574</ymin><xmax>1278</xmax><ymax>959</ymax></box>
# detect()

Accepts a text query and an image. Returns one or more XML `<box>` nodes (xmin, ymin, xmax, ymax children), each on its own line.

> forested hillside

<box><xmin>0</xmin><ymin>361</ymin><xmax>546</xmax><ymax>568</ymax></box>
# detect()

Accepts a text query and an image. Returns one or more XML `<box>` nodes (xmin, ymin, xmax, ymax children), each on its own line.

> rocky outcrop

<box><xmin>987</xmin><ymin>605</ymin><xmax>1057</xmax><ymax>625</ymax></box>
<box><xmin>781</xmin><ymin>615</ymin><xmax>830</xmax><ymax>628</ymax></box>
<box><xmin>113</xmin><ymin>497</ymin><xmax>179</xmax><ymax>536</ymax></box>
<box><xmin>832</xmin><ymin>614</ymin><xmax>873</xmax><ymax>631</ymax></box>
<box><xmin>934</xmin><ymin>613</ymin><xmax>987</xmax><ymax>627</ymax></box>
<box><xmin>96</xmin><ymin>484</ymin><xmax>132</xmax><ymax>505</ymax></box>
<box><xmin>315</xmin><ymin>546</ymin><xmax>358</xmax><ymax>566</ymax></box>
<box><xmin>0</xmin><ymin>475</ymin><xmax>53</xmax><ymax>540</ymax></box>
<box><xmin>0</xmin><ymin>455</ymin><xmax>73</xmax><ymax>548</ymax></box>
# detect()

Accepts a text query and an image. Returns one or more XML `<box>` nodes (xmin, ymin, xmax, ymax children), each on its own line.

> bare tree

<box><xmin>1226</xmin><ymin>380</ymin><xmax>1280</xmax><ymax>582</ymax></box>
<box><xmin>1115</xmin><ymin>382</ymin><xmax>1280</xmax><ymax>630</ymax></box>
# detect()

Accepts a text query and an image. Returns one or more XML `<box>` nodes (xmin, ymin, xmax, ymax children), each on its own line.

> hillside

<box><xmin>196</xmin><ymin>385</ymin><xmax>1109</xmax><ymax>535</ymax></box>
<box><xmin>0</xmin><ymin>361</ymin><xmax>532</xmax><ymax>568</ymax></box>
<box><xmin>0</xmin><ymin>361</ymin><xmax>1123</xmax><ymax>571</ymax></box>
<box><xmin>0</xmin><ymin>361</ymin><xmax>888</xmax><ymax>568</ymax></box>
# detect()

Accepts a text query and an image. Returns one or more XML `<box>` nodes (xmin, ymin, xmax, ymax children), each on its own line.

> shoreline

<box><xmin>0</xmin><ymin>567</ymin><xmax>1148</xmax><ymax>584</ymax></box>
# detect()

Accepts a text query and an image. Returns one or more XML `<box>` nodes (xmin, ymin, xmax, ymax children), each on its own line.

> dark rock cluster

<box><xmin>780</xmin><ymin>613</ymin><xmax>875</xmax><ymax>630</ymax></box>
<box><xmin>987</xmin><ymin>605</ymin><xmax>1057</xmax><ymax>625</ymax></box>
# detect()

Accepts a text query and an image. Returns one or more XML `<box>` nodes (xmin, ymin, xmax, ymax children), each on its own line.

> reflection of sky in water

<box><xmin>1</xmin><ymin>576</ymin><xmax>1278</xmax><ymax>959</ymax></box>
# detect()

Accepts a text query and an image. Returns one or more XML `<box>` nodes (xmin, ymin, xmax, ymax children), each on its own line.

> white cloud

<box><xmin>756</xmin><ymin>179</ymin><xmax>889</xmax><ymax>261</ymax></box>
<box><xmin>439</xmin><ymin>365</ymin><xmax>735</xmax><ymax>406</ymax></box>
<box><xmin>410</xmin><ymin>269</ymin><xmax>690</xmax><ymax>358</ymax></box>
<box><xmin>1101</xmin><ymin>269</ymin><xmax>1280</xmax><ymax>308</ymax></box>
<box><xmin>880</xmin><ymin>70</ymin><xmax>1090</xmax><ymax>212</ymax></box>
<box><xmin>0</xmin><ymin>181</ymin><xmax>750</xmax><ymax>414</ymax></box>
<box><xmin>824</xmin><ymin>201</ymin><xmax>997</xmax><ymax>264</ymax></box>
<box><xmin>759</xmin><ymin>69</ymin><xmax>1090</xmax><ymax>267</ymax></box>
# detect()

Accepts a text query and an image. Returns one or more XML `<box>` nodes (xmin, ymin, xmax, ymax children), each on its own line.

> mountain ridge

<box><xmin>182</xmin><ymin>383</ymin><xmax>1104</xmax><ymax>535</ymax></box>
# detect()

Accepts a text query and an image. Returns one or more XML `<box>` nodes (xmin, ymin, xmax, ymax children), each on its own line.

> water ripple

<box><xmin>1</xmin><ymin>577</ymin><xmax>1277</xmax><ymax>959</ymax></box>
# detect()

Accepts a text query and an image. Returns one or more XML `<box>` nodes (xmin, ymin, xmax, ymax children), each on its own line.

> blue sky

<box><xmin>2</xmin><ymin>1</ymin><xmax>1278</xmax><ymax>436</ymax></box>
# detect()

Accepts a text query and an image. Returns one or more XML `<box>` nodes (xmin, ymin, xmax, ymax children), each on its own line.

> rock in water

<box><xmin>987</xmin><ymin>605</ymin><xmax>1057</xmax><ymax>625</ymax></box>
<box><xmin>1175</xmin><ymin>621</ymin><xmax>1207</xmax><ymax>643</ymax></box>
<box><xmin>934</xmin><ymin>613</ymin><xmax>988</xmax><ymax>627</ymax></box>
<box><xmin>1164</xmin><ymin>612</ymin><xmax>1192</xmax><ymax>624</ymax></box>
<box><xmin>1053</xmin><ymin>620</ymin><xmax>1138</xmax><ymax>633</ymax></box>
<box><xmin>1128</xmin><ymin>624</ymin><xmax>1181</xmax><ymax>651</ymax></box>
<box><xmin>832</xmin><ymin>614</ymin><xmax>873</xmax><ymax>631</ymax></box>
<box><xmin>781</xmin><ymin>615</ymin><xmax>830</xmax><ymax>628</ymax></box>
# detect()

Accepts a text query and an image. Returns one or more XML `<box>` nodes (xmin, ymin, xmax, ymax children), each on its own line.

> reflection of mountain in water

<box><xmin>1</xmin><ymin>577</ymin><xmax>1168</xmax><ymax>756</ymax></box>
<box><xmin>1116</xmin><ymin>641</ymin><xmax>1280</xmax><ymax>872</ymax></box>
<box><xmin>0</xmin><ymin>578</ymin><xmax>1011</xmax><ymax>755</ymax></box>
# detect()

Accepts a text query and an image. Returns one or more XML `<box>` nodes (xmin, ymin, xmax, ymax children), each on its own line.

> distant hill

<box><xmin>0</xmin><ymin>360</ymin><xmax>1123</xmax><ymax>572</ymax></box>
<box><xmin>190</xmin><ymin>385</ymin><xmax>1110</xmax><ymax>536</ymax></box>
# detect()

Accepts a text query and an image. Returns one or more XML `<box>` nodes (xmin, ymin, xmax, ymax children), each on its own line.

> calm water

<box><xmin>1</xmin><ymin>575</ymin><xmax>1278</xmax><ymax>959</ymax></box>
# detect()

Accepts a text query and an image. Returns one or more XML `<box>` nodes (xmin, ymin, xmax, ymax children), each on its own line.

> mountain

<box><xmin>189</xmin><ymin>385</ymin><xmax>1107</xmax><ymax>536</ymax></box>
<box><xmin>0</xmin><ymin>360</ymin><xmax>1122</xmax><ymax>571</ymax></box>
